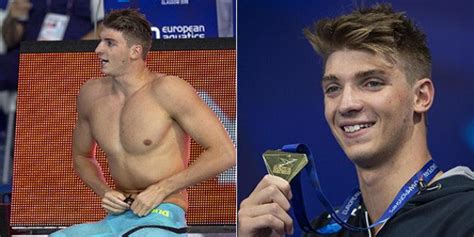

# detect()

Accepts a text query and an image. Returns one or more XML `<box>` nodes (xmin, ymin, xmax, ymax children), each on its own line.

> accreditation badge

<box><xmin>38</xmin><ymin>13</ymin><xmax>70</xmax><ymax>41</ymax></box>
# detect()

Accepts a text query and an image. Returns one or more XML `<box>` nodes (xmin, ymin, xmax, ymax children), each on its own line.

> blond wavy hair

<box><xmin>304</xmin><ymin>3</ymin><xmax>431</xmax><ymax>83</ymax></box>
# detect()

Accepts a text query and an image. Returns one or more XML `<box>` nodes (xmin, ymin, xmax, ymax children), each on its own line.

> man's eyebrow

<box><xmin>322</xmin><ymin>69</ymin><xmax>388</xmax><ymax>84</ymax></box>
<box><xmin>102</xmin><ymin>37</ymin><xmax>117</xmax><ymax>43</ymax></box>
<box><xmin>354</xmin><ymin>69</ymin><xmax>387</xmax><ymax>79</ymax></box>
<box><xmin>322</xmin><ymin>75</ymin><xmax>338</xmax><ymax>84</ymax></box>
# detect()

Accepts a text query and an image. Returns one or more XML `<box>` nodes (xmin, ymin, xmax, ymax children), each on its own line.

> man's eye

<box><xmin>365</xmin><ymin>80</ymin><xmax>384</xmax><ymax>88</ymax></box>
<box><xmin>324</xmin><ymin>85</ymin><xmax>340</xmax><ymax>94</ymax></box>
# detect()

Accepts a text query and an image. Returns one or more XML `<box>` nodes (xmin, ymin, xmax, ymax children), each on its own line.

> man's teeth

<box><xmin>343</xmin><ymin>124</ymin><xmax>373</xmax><ymax>133</ymax></box>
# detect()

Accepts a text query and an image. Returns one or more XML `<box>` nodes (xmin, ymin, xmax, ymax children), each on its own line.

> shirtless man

<box><xmin>51</xmin><ymin>9</ymin><xmax>235</xmax><ymax>236</ymax></box>
<box><xmin>238</xmin><ymin>4</ymin><xmax>474</xmax><ymax>237</ymax></box>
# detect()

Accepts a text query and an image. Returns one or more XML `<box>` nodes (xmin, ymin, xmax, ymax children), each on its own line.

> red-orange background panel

<box><xmin>11</xmin><ymin>40</ymin><xmax>236</xmax><ymax>227</ymax></box>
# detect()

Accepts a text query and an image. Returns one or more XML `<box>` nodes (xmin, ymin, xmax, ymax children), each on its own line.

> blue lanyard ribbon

<box><xmin>281</xmin><ymin>143</ymin><xmax>440</xmax><ymax>234</ymax></box>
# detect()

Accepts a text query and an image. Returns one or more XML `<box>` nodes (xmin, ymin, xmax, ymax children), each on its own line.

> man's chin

<box><xmin>343</xmin><ymin>148</ymin><xmax>381</xmax><ymax>169</ymax></box>
<box><xmin>101</xmin><ymin>70</ymin><xmax>112</xmax><ymax>76</ymax></box>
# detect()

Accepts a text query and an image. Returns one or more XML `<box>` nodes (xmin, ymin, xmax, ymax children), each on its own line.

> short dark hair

<box><xmin>103</xmin><ymin>9</ymin><xmax>153</xmax><ymax>59</ymax></box>
<box><xmin>304</xmin><ymin>3</ymin><xmax>431</xmax><ymax>83</ymax></box>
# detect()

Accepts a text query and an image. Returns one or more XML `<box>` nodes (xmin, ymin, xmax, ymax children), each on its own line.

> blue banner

<box><xmin>105</xmin><ymin>0</ymin><xmax>228</xmax><ymax>39</ymax></box>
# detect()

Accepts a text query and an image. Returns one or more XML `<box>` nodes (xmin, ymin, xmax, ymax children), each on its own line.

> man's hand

<box><xmin>9</xmin><ymin>0</ymin><xmax>32</xmax><ymax>21</ymax></box>
<box><xmin>3</xmin><ymin>0</ymin><xmax>32</xmax><ymax>48</ymax></box>
<box><xmin>130</xmin><ymin>183</ymin><xmax>168</xmax><ymax>217</ymax></box>
<box><xmin>101</xmin><ymin>190</ymin><xmax>130</xmax><ymax>215</ymax></box>
<box><xmin>238</xmin><ymin>175</ymin><xmax>294</xmax><ymax>237</ymax></box>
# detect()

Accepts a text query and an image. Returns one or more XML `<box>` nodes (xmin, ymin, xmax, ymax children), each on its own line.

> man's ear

<box><xmin>413</xmin><ymin>78</ymin><xmax>435</xmax><ymax>113</ymax></box>
<box><xmin>130</xmin><ymin>44</ymin><xmax>143</xmax><ymax>60</ymax></box>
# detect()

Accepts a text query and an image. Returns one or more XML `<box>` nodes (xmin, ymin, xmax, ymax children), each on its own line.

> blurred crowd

<box><xmin>0</xmin><ymin>0</ymin><xmax>104</xmax><ymax>185</ymax></box>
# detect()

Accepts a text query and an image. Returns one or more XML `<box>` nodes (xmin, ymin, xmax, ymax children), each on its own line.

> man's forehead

<box><xmin>322</xmin><ymin>50</ymin><xmax>398</xmax><ymax>80</ymax></box>
<box><xmin>100</xmin><ymin>28</ymin><xmax>125</xmax><ymax>40</ymax></box>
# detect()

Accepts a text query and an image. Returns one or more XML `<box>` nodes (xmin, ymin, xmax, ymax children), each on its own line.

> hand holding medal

<box><xmin>261</xmin><ymin>144</ymin><xmax>441</xmax><ymax>234</ymax></box>
<box><xmin>262</xmin><ymin>150</ymin><xmax>308</xmax><ymax>182</ymax></box>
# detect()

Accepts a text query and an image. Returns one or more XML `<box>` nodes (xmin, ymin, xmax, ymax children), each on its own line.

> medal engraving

<box><xmin>262</xmin><ymin>150</ymin><xmax>308</xmax><ymax>182</ymax></box>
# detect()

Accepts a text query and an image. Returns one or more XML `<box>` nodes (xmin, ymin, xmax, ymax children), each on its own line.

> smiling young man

<box><xmin>50</xmin><ymin>9</ymin><xmax>236</xmax><ymax>236</ymax></box>
<box><xmin>238</xmin><ymin>4</ymin><xmax>474</xmax><ymax>237</ymax></box>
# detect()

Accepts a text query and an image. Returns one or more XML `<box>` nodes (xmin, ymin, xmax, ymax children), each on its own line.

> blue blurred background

<box><xmin>237</xmin><ymin>0</ymin><xmax>474</xmax><ymax>235</ymax></box>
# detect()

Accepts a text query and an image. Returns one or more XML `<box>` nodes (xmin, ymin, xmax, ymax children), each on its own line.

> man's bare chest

<box><xmin>88</xmin><ymin>92</ymin><xmax>173</xmax><ymax>155</ymax></box>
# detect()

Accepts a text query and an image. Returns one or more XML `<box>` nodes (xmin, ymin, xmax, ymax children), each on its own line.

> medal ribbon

<box><xmin>281</xmin><ymin>143</ymin><xmax>440</xmax><ymax>234</ymax></box>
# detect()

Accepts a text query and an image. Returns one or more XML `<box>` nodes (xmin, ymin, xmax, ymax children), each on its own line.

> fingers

<box><xmin>248</xmin><ymin>182</ymin><xmax>292</xmax><ymax>211</ymax></box>
<box><xmin>11</xmin><ymin>0</ymin><xmax>33</xmax><ymax>11</ymax></box>
<box><xmin>130</xmin><ymin>199</ymin><xmax>153</xmax><ymax>217</ymax></box>
<box><xmin>130</xmin><ymin>191</ymin><xmax>162</xmax><ymax>217</ymax></box>
<box><xmin>101</xmin><ymin>191</ymin><xmax>129</xmax><ymax>215</ymax></box>
<box><xmin>9</xmin><ymin>1</ymin><xmax>32</xmax><ymax>20</ymax></box>
<box><xmin>237</xmin><ymin>175</ymin><xmax>294</xmax><ymax>236</ymax></box>
<box><xmin>239</xmin><ymin>203</ymin><xmax>294</xmax><ymax>236</ymax></box>
<box><xmin>243</xmin><ymin>176</ymin><xmax>292</xmax><ymax>210</ymax></box>
<box><xmin>252</xmin><ymin>175</ymin><xmax>292</xmax><ymax>200</ymax></box>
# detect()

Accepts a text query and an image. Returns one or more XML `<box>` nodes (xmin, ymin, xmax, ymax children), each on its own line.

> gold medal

<box><xmin>262</xmin><ymin>150</ymin><xmax>308</xmax><ymax>182</ymax></box>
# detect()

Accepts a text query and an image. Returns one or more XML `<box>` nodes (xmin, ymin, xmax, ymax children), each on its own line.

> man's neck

<box><xmin>355</xmin><ymin>136</ymin><xmax>435</xmax><ymax>235</ymax></box>
<box><xmin>111</xmin><ymin>63</ymin><xmax>152</xmax><ymax>97</ymax></box>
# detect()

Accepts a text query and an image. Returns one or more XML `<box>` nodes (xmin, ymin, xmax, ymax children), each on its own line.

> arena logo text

<box><xmin>151</xmin><ymin>25</ymin><xmax>206</xmax><ymax>39</ymax></box>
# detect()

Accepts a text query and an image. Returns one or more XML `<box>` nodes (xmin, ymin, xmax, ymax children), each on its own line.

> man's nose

<box><xmin>338</xmin><ymin>86</ymin><xmax>363</xmax><ymax>117</ymax></box>
<box><xmin>95</xmin><ymin>41</ymin><xmax>103</xmax><ymax>55</ymax></box>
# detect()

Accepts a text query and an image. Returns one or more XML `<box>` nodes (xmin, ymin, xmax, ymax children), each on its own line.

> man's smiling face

<box><xmin>322</xmin><ymin>49</ymin><xmax>416</xmax><ymax>167</ymax></box>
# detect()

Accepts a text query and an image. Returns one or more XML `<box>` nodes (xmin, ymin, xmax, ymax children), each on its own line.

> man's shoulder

<box><xmin>79</xmin><ymin>77</ymin><xmax>110</xmax><ymax>98</ymax></box>
<box><xmin>76</xmin><ymin>77</ymin><xmax>111</xmax><ymax>113</ymax></box>
<box><xmin>381</xmin><ymin>172</ymin><xmax>474</xmax><ymax>236</ymax></box>
<box><xmin>150</xmin><ymin>73</ymin><xmax>189</xmax><ymax>90</ymax></box>
<box><xmin>432</xmin><ymin>169</ymin><xmax>474</xmax><ymax>208</ymax></box>
<box><xmin>427</xmin><ymin>166</ymin><xmax>474</xmax><ymax>203</ymax></box>
<box><xmin>149</xmin><ymin>73</ymin><xmax>196</xmax><ymax>100</ymax></box>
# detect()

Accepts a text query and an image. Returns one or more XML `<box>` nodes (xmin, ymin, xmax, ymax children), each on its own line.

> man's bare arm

<box><xmin>2</xmin><ymin>0</ymin><xmax>32</xmax><ymax>48</ymax></box>
<box><xmin>130</xmin><ymin>76</ymin><xmax>236</xmax><ymax>216</ymax></box>
<box><xmin>72</xmin><ymin>81</ymin><xmax>128</xmax><ymax>214</ymax></box>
